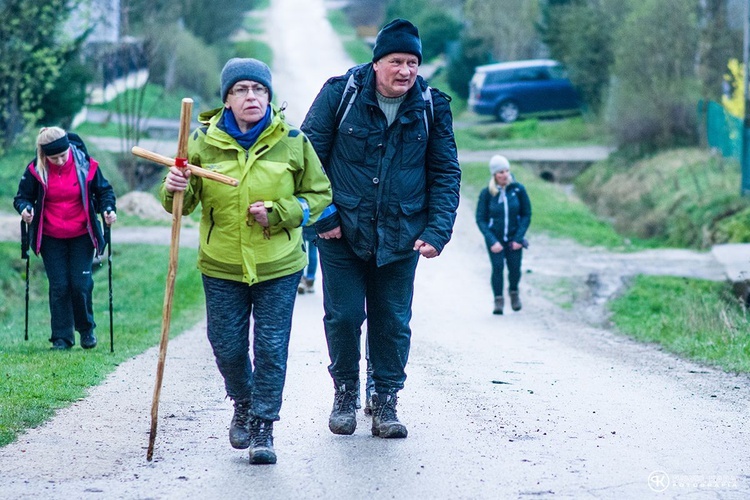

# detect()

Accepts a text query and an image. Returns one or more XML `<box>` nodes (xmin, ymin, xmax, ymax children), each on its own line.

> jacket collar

<box><xmin>354</xmin><ymin>63</ymin><xmax>428</xmax><ymax>115</ymax></box>
<box><xmin>200</xmin><ymin>103</ymin><xmax>285</xmax><ymax>151</ymax></box>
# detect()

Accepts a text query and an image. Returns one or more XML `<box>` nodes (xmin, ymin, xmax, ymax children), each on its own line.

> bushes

<box><xmin>576</xmin><ymin>148</ymin><xmax>750</xmax><ymax>248</ymax></box>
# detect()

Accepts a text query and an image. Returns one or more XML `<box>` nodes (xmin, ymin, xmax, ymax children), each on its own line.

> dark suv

<box><xmin>468</xmin><ymin>59</ymin><xmax>581</xmax><ymax>123</ymax></box>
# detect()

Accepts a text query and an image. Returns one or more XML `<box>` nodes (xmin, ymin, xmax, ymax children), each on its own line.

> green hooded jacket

<box><xmin>160</xmin><ymin>104</ymin><xmax>332</xmax><ymax>285</ymax></box>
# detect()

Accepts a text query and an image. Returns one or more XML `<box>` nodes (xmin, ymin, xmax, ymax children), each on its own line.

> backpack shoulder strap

<box><xmin>422</xmin><ymin>86</ymin><xmax>434</xmax><ymax>138</ymax></box>
<box><xmin>67</xmin><ymin>132</ymin><xmax>90</xmax><ymax>160</ymax></box>
<box><xmin>335</xmin><ymin>73</ymin><xmax>358</xmax><ymax>130</ymax></box>
<box><xmin>335</xmin><ymin>77</ymin><xmax>435</xmax><ymax>136</ymax></box>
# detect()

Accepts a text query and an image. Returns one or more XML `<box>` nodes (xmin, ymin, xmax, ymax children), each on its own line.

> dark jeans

<box><xmin>317</xmin><ymin>237</ymin><xmax>418</xmax><ymax>394</ymax></box>
<box><xmin>40</xmin><ymin>234</ymin><xmax>96</xmax><ymax>346</ymax></box>
<box><xmin>202</xmin><ymin>272</ymin><xmax>301</xmax><ymax>421</ymax></box>
<box><xmin>488</xmin><ymin>244</ymin><xmax>523</xmax><ymax>297</ymax></box>
<box><xmin>303</xmin><ymin>235</ymin><xmax>318</xmax><ymax>280</ymax></box>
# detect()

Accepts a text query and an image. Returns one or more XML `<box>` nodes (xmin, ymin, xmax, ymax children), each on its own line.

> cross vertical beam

<box><xmin>146</xmin><ymin>98</ymin><xmax>193</xmax><ymax>461</ymax></box>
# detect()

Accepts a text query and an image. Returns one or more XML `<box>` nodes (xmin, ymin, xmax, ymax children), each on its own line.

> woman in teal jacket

<box><xmin>161</xmin><ymin>58</ymin><xmax>331</xmax><ymax>465</ymax></box>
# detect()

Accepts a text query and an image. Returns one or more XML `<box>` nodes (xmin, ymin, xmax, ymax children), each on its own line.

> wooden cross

<box><xmin>131</xmin><ymin>98</ymin><xmax>238</xmax><ymax>462</ymax></box>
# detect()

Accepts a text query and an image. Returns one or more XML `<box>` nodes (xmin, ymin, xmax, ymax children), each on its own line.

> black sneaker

<box><xmin>371</xmin><ymin>392</ymin><xmax>408</xmax><ymax>438</ymax></box>
<box><xmin>80</xmin><ymin>331</ymin><xmax>97</xmax><ymax>349</ymax></box>
<box><xmin>50</xmin><ymin>339</ymin><xmax>71</xmax><ymax>350</ymax></box>
<box><xmin>249</xmin><ymin>418</ymin><xmax>276</xmax><ymax>465</ymax></box>
<box><xmin>328</xmin><ymin>383</ymin><xmax>358</xmax><ymax>435</ymax></box>
<box><xmin>229</xmin><ymin>400</ymin><xmax>251</xmax><ymax>449</ymax></box>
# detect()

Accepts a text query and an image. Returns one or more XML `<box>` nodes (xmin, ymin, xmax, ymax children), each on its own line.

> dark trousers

<box><xmin>202</xmin><ymin>272</ymin><xmax>301</xmax><ymax>421</ymax></box>
<box><xmin>303</xmin><ymin>236</ymin><xmax>318</xmax><ymax>280</ymax></box>
<box><xmin>40</xmin><ymin>234</ymin><xmax>96</xmax><ymax>346</ymax></box>
<box><xmin>317</xmin><ymin>238</ymin><xmax>418</xmax><ymax>394</ymax></box>
<box><xmin>488</xmin><ymin>244</ymin><xmax>523</xmax><ymax>297</ymax></box>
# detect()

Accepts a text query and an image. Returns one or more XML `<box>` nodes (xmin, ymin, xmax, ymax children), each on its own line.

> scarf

<box><xmin>220</xmin><ymin>106</ymin><xmax>272</xmax><ymax>150</ymax></box>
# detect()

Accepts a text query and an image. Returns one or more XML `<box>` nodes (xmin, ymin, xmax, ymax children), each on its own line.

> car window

<box><xmin>485</xmin><ymin>69</ymin><xmax>515</xmax><ymax>85</ymax></box>
<box><xmin>513</xmin><ymin>67</ymin><xmax>549</xmax><ymax>82</ymax></box>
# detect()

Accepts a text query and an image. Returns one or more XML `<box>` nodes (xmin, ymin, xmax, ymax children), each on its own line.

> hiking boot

<box><xmin>363</xmin><ymin>372</ymin><xmax>374</xmax><ymax>416</ymax></box>
<box><xmin>249</xmin><ymin>418</ymin><xmax>276</xmax><ymax>465</ymax></box>
<box><xmin>510</xmin><ymin>291</ymin><xmax>522</xmax><ymax>311</ymax></box>
<box><xmin>371</xmin><ymin>392</ymin><xmax>408</xmax><ymax>438</ymax></box>
<box><xmin>50</xmin><ymin>339</ymin><xmax>72</xmax><ymax>350</ymax></box>
<box><xmin>364</xmin><ymin>395</ymin><xmax>373</xmax><ymax>416</ymax></box>
<box><xmin>493</xmin><ymin>296</ymin><xmax>504</xmax><ymax>315</ymax></box>
<box><xmin>229</xmin><ymin>400</ymin><xmax>252</xmax><ymax>449</ymax></box>
<box><xmin>329</xmin><ymin>383</ymin><xmax>358</xmax><ymax>435</ymax></box>
<box><xmin>80</xmin><ymin>330</ymin><xmax>97</xmax><ymax>349</ymax></box>
<box><xmin>297</xmin><ymin>277</ymin><xmax>315</xmax><ymax>294</ymax></box>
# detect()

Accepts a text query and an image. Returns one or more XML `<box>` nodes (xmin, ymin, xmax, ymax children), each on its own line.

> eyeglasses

<box><xmin>230</xmin><ymin>84</ymin><xmax>269</xmax><ymax>98</ymax></box>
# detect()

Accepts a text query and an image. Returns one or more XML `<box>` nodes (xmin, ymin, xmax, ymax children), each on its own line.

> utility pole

<box><xmin>743</xmin><ymin>0</ymin><xmax>750</xmax><ymax>195</ymax></box>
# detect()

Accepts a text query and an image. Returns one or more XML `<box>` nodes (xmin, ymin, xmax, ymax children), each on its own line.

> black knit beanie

<box><xmin>372</xmin><ymin>18</ymin><xmax>422</xmax><ymax>65</ymax></box>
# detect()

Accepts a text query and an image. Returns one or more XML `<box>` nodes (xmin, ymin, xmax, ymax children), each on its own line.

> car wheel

<box><xmin>496</xmin><ymin>101</ymin><xmax>519</xmax><ymax>123</ymax></box>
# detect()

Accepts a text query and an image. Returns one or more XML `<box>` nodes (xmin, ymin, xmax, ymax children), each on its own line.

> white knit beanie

<box><xmin>489</xmin><ymin>154</ymin><xmax>510</xmax><ymax>175</ymax></box>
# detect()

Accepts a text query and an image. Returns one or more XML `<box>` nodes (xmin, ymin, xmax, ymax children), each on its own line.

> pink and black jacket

<box><xmin>13</xmin><ymin>136</ymin><xmax>116</xmax><ymax>256</ymax></box>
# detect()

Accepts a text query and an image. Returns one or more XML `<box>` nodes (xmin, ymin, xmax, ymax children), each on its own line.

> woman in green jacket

<box><xmin>161</xmin><ymin>58</ymin><xmax>331</xmax><ymax>465</ymax></box>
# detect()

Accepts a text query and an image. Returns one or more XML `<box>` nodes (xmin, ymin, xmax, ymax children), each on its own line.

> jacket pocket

<box><xmin>397</xmin><ymin>194</ymin><xmax>427</xmax><ymax>250</ymax></box>
<box><xmin>333</xmin><ymin>191</ymin><xmax>362</xmax><ymax>244</ymax></box>
<box><xmin>400</xmin><ymin>127</ymin><xmax>427</xmax><ymax>168</ymax></box>
<box><xmin>337</xmin><ymin>125</ymin><xmax>368</xmax><ymax>165</ymax></box>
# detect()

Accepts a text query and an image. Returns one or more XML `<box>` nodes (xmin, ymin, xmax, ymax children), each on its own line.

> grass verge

<box><xmin>0</xmin><ymin>243</ymin><xmax>204</xmax><ymax>446</ymax></box>
<box><xmin>609</xmin><ymin>276</ymin><xmax>750</xmax><ymax>372</ymax></box>
<box><xmin>454</xmin><ymin>115</ymin><xmax>612</xmax><ymax>150</ymax></box>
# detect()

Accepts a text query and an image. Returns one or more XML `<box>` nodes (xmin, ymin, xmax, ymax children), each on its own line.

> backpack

<box><xmin>334</xmin><ymin>68</ymin><xmax>434</xmax><ymax>137</ymax></box>
<box><xmin>67</xmin><ymin>132</ymin><xmax>90</xmax><ymax>160</ymax></box>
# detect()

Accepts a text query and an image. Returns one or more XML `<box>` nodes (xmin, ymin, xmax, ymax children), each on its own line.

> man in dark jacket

<box><xmin>301</xmin><ymin>18</ymin><xmax>461</xmax><ymax>439</ymax></box>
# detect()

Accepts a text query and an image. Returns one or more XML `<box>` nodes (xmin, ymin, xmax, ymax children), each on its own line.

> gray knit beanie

<box><xmin>220</xmin><ymin>58</ymin><xmax>273</xmax><ymax>102</ymax></box>
<box><xmin>372</xmin><ymin>18</ymin><xmax>422</xmax><ymax>64</ymax></box>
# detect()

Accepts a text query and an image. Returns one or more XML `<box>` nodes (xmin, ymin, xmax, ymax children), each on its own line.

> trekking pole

<box><xmin>21</xmin><ymin>221</ymin><xmax>29</xmax><ymax>341</ymax></box>
<box><xmin>104</xmin><ymin>219</ymin><xmax>114</xmax><ymax>353</ymax></box>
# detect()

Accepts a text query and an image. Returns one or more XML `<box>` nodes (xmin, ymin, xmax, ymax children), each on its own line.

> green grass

<box><xmin>461</xmin><ymin>161</ymin><xmax>646</xmax><ymax>250</ymax></box>
<box><xmin>87</xmin><ymin>83</ymin><xmax>207</xmax><ymax>120</ymax></box>
<box><xmin>609</xmin><ymin>276</ymin><xmax>750</xmax><ymax>372</ymax></box>
<box><xmin>74</xmin><ymin>120</ymin><xmax>127</xmax><ymax>138</ymax></box>
<box><xmin>454</xmin><ymin>116</ymin><xmax>612</xmax><ymax>150</ymax></box>
<box><xmin>234</xmin><ymin>40</ymin><xmax>273</xmax><ymax>68</ymax></box>
<box><xmin>326</xmin><ymin>8</ymin><xmax>373</xmax><ymax>64</ymax></box>
<box><xmin>0</xmin><ymin>243</ymin><xmax>204</xmax><ymax>446</ymax></box>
